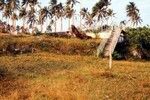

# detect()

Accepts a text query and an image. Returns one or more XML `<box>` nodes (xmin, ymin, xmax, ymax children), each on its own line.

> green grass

<box><xmin>0</xmin><ymin>36</ymin><xmax>150</xmax><ymax>100</ymax></box>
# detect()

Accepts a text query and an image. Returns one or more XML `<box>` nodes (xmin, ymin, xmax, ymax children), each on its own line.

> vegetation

<box><xmin>0</xmin><ymin>0</ymin><xmax>143</xmax><ymax>33</ymax></box>
<box><xmin>0</xmin><ymin>0</ymin><xmax>149</xmax><ymax>99</ymax></box>
<box><xmin>0</xmin><ymin>51</ymin><xmax>150</xmax><ymax>99</ymax></box>
<box><xmin>0</xmin><ymin>35</ymin><xmax>100</xmax><ymax>56</ymax></box>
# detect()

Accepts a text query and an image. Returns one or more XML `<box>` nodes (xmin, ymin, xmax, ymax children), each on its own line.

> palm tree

<box><xmin>6</xmin><ymin>0</ymin><xmax>20</xmax><ymax>30</ymax></box>
<box><xmin>80</xmin><ymin>8</ymin><xmax>88</xmax><ymax>19</ymax></box>
<box><xmin>66</xmin><ymin>0</ymin><xmax>79</xmax><ymax>8</ymax></box>
<box><xmin>106</xmin><ymin>9</ymin><xmax>115</xmax><ymax>25</ymax></box>
<box><xmin>39</xmin><ymin>6</ymin><xmax>52</xmax><ymax>32</ymax></box>
<box><xmin>27</xmin><ymin>6</ymin><xmax>38</xmax><ymax>34</ymax></box>
<box><xmin>56</xmin><ymin>3</ymin><xmax>64</xmax><ymax>31</ymax></box>
<box><xmin>22</xmin><ymin>0</ymin><xmax>40</xmax><ymax>34</ymax></box>
<box><xmin>65</xmin><ymin>5</ymin><xmax>74</xmax><ymax>30</ymax></box>
<box><xmin>0</xmin><ymin>0</ymin><xmax>5</xmax><ymax>10</ymax></box>
<box><xmin>19</xmin><ymin>7</ymin><xmax>27</xmax><ymax>28</ymax></box>
<box><xmin>49</xmin><ymin>0</ymin><xmax>58</xmax><ymax>32</ymax></box>
<box><xmin>126</xmin><ymin>2</ymin><xmax>142</xmax><ymax>27</ymax></box>
<box><xmin>11</xmin><ymin>12</ymin><xmax>18</xmax><ymax>29</ymax></box>
<box><xmin>0</xmin><ymin>0</ymin><xmax>5</xmax><ymax>20</ymax></box>
<box><xmin>85</xmin><ymin>12</ymin><xmax>95</xmax><ymax>28</ymax></box>
<box><xmin>80</xmin><ymin>7</ymin><xmax>88</xmax><ymax>27</ymax></box>
<box><xmin>65</xmin><ymin>0</ymin><xmax>79</xmax><ymax>30</ymax></box>
<box><xmin>3</xmin><ymin>3</ymin><xmax>11</xmax><ymax>23</ymax></box>
<box><xmin>22</xmin><ymin>0</ymin><xmax>39</xmax><ymax>7</ymax></box>
<box><xmin>92</xmin><ymin>0</ymin><xmax>111</xmax><ymax>27</ymax></box>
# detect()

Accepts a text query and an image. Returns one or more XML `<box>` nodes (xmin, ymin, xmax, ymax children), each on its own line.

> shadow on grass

<box><xmin>14</xmin><ymin>60</ymin><xmax>77</xmax><ymax>79</ymax></box>
<box><xmin>0</xmin><ymin>66</ymin><xmax>21</xmax><ymax>96</ymax></box>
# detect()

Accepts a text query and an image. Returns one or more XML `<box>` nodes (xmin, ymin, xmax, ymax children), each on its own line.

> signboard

<box><xmin>99</xmin><ymin>31</ymin><xmax>112</xmax><ymax>39</ymax></box>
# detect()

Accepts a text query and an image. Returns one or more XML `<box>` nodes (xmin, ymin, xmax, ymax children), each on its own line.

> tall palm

<box><xmin>85</xmin><ymin>12</ymin><xmax>95</xmax><ymax>27</ymax></box>
<box><xmin>65</xmin><ymin>5</ymin><xmax>74</xmax><ymax>30</ymax></box>
<box><xmin>65</xmin><ymin>0</ymin><xmax>79</xmax><ymax>30</ymax></box>
<box><xmin>80</xmin><ymin>7</ymin><xmax>88</xmax><ymax>27</ymax></box>
<box><xmin>106</xmin><ymin>9</ymin><xmax>115</xmax><ymax>25</ymax></box>
<box><xmin>27</xmin><ymin>6</ymin><xmax>38</xmax><ymax>34</ymax></box>
<box><xmin>11</xmin><ymin>12</ymin><xmax>18</xmax><ymax>29</ymax></box>
<box><xmin>49</xmin><ymin>0</ymin><xmax>58</xmax><ymax>32</ymax></box>
<box><xmin>6</xmin><ymin>0</ymin><xmax>20</xmax><ymax>29</ymax></box>
<box><xmin>22</xmin><ymin>0</ymin><xmax>39</xmax><ymax>33</ymax></box>
<box><xmin>92</xmin><ymin>0</ymin><xmax>111</xmax><ymax>27</ymax></box>
<box><xmin>3</xmin><ymin>3</ymin><xmax>11</xmax><ymax>23</ymax></box>
<box><xmin>80</xmin><ymin>8</ymin><xmax>88</xmax><ymax>19</ymax></box>
<box><xmin>56</xmin><ymin>3</ymin><xmax>64</xmax><ymax>31</ymax></box>
<box><xmin>126</xmin><ymin>2</ymin><xmax>142</xmax><ymax>27</ymax></box>
<box><xmin>19</xmin><ymin>7</ymin><xmax>27</xmax><ymax>28</ymax></box>
<box><xmin>39</xmin><ymin>6</ymin><xmax>52</xmax><ymax>32</ymax></box>
<box><xmin>22</xmin><ymin>0</ymin><xmax>38</xmax><ymax>7</ymax></box>
<box><xmin>0</xmin><ymin>0</ymin><xmax>5</xmax><ymax>20</ymax></box>
<box><xmin>66</xmin><ymin>0</ymin><xmax>79</xmax><ymax>8</ymax></box>
<box><xmin>0</xmin><ymin>0</ymin><xmax>5</xmax><ymax>10</ymax></box>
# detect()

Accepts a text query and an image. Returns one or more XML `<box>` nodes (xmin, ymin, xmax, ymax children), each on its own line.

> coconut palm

<box><xmin>106</xmin><ymin>9</ymin><xmax>115</xmax><ymax>25</ymax></box>
<box><xmin>3</xmin><ymin>3</ymin><xmax>11</xmax><ymax>23</ymax></box>
<box><xmin>56</xmin><ymin>3</ymin><xmax>64</xmax><ymax>31</ymax></box>
<box><xmin>65</xmin><ymin>5</ymin><xmax>74</xmax><ymax>30</ymax></box>
<box><xmin>39</xmin><ymin>6</ymin><xmax>52</xmax><ymax>32</ymax></box>
<box><xmin>65</xmin><ymin>0</ymin><xmax>79</xmax><ymax>30</ymax></box>
<box><xmin>134</xmin><ymin>15</ymin><xmax>142</xmax><ymax>26</ymax></box>
<box><xmin>19</xmin><ymin>7</ymin><xmax>27</xmax><ymax>28</ymax></box>
<box><xmin>6</xmin><ymin>0</ymin><xmax>20</xmax><ymax>30</ymax></box>
<box><xmin>0</xmin><ymin>0</ymin><xmax>5</xmax><ymax>19</ymax></box>
<box><xmin>80</xmin><ymin>7</ymin><xmax>88</xmax><ymax>27</ymax></box>
<box><xmin>92</xmin><ymin>0</ymin><xmax>111</xmax><ymax>27</ymax></box>
<box><xmin>11</xmin><ymin>12</ymin><xmax>18</xmax><ymax>29</ymax></box>
<box><xmin>27</xmin><ymin>6</ymin><xmax>38</xmax><ymax>34</ymax></box>
<box><xmin>126</xmin><ymin>2</ymin><xmax>142</xmax><ymax>27</ymax></box>
<box><xmin>84</xmin><ymin>12</ymin><xmax>95</xmax><ymax>28</ymax></box>
<box><xmin>80</xmin><ymin>8</ymin><xmax>88</xmax><ymax>19</ymax></box>
<box><xmin>66</xmin><ymin>0</ymin><xmax>79</xmax><ymax>8</ymax></box>
<box><xmin>49</xmin><ymin>0</ymin><xmax>58</xmax><ymax>32</ymax></box>
<box><xmin>22</xmin><ymin>0</ymin><xmax>39</xmax><ymax>7</ymax></box>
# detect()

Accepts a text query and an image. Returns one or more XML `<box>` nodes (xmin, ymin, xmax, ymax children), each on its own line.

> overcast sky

<box><xmin>40</xmin><ymin>0</ymin><xmax>150</xmax><ymax>26</ymax></box>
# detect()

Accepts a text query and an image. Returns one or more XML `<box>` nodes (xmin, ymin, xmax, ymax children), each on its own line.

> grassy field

<box><xmin>0</xmin><ymin>35</ymin><xmax>150</xmax><ymax>100</ymax></box>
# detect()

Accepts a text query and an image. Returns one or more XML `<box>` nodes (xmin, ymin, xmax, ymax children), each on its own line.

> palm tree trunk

<box><xmin>7</xmin><ymin>18</ymin><xmax>9</xmax><ymax>25</ymax></box>
<box><xmin>80</xmin><ymin>14</ymin><xmax>81</xmax><ymax>28</ymax></box>
<box><xmin>72</xmin><ymin>14</ymin><xmax>74</xmax><ymax>25</ymax></box>
<box><xmin>80</xmin><ymin>4</ymin><xmax>82</xmax><ymax>28</ymax></box>
<box><xmin>54</xmin><ymin>16</ymin><xmax>57</xmax><ymax>32</ymax></box>
<box><xmin>32</xmin><ymin>23</ymin><xmax>35</xmax><ymax>35</ymax></box>
<box><xmin>23</xmin><ymin>17</ymin><xmax>26</xmax><ymax>28</ymax></box>
<box><xmin>68</xmin><ymin>18</ymin><xmax>71</xmax><ymax>31</ymax></box>
<box><xmin>60</xmin><ymin>17</ymin><xmax>63</xmax><ymax>31</ymax></box>
<box><xmin>41</xmin><ymin>24</ymin><xmax>43</xmax><ymax>33</ymax></box>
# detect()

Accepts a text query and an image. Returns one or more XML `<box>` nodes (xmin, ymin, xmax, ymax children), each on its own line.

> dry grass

<box><xmin>0</xmin><ymin>35</ymin><xmax>150</xmax><ymax>100</ymax></box>
<box><xmin>0</xmin><ymin>35</ymin><xmax>100</xmax><ymax>55</ymax></box>
<box><xmin>0</xmin><ymin>52</ymin><xmax>150</xmax><ymax>100</ymax></box>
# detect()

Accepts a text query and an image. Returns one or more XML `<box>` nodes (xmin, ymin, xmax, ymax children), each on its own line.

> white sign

<box><xmin>99</xmin><ymin>31</ymin><xmax>112</xmax><ymax>39</ymax></box>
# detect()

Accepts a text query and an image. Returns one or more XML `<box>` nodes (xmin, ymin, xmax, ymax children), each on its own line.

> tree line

<box><xmin>0</xmin><ymin>0</ymin><xmax>142</xmax><ymax>34</ymax></box>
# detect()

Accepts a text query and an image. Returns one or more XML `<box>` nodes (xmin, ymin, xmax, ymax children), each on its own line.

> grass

<box><xmin>0</xmin><ymin>35</ymin><xmax>150</xmax><ymax>100</ymax></box>
<box><xmin>0</xmin><ymin>35</ymin><xmax>100</xmax><ymax>55</ymax></box>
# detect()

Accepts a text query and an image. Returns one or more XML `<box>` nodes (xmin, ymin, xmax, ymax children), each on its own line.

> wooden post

<box><xmin>109</xmin><ymin>45</ymin><xmax>112</xmax><ymax>69</ymax></box>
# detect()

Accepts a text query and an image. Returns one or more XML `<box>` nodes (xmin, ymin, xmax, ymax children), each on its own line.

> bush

<box><xmin>113</xmin><ymin>27</ymin><xmax>150</xmax><ymax>60</ymax></box>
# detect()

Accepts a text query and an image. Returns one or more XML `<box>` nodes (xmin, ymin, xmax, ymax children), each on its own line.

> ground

<box><xmin>0</xmin><ymin>35</ymin><xmax>150</xmax><ymax>100</ymax></box>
